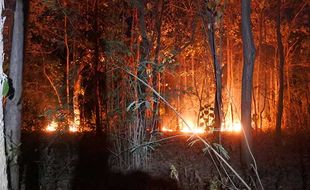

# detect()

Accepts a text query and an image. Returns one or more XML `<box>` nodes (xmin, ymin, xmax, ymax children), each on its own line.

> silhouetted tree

<box><xmin>275</xmin><ymin>0</ymin><xmax>285</xmax><ymax>143</ymax></box>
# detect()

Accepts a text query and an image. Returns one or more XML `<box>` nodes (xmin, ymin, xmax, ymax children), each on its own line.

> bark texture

<box><xmin>5</xmin><ymin>0</ymin><xmax>24</xmax><ymax>189</ymax></box>
<box><xmin>241</xmin><ymin>0</ymin><xmax>256</xmax><ymax>171</ymax></box>
<box><xmin>0</xmin><ymin>0</ymin><xmax>9</xmax><ymax>188</ymax></box>
<box><xmin>208</xmin><ymin>19</ymin><xmax>222</xmax><ymax>140</ymax></box>
<box><xmin>137</xmin><ymin>0</ymin><xmax>151</xmax><ymax>130</ymax></box>
<box><xmin>275</xmin><ymin>0</ymin><xmax>284</xmax><ymax>142</ymax></box>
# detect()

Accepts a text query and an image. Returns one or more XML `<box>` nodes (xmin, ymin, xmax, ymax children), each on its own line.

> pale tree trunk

<box><xmin>5</xmin><ymin>0</ymin><xmax>24</xmax><ymax>189</ymax></box>
<box><xmin>275</xmin><ymin>0</ymin><xmax>284</xmax><ymax>142</ymax></box>
<box><xmin>0</xmin><ymin>0</ymin><xmax>9</xmax><ymax>188</ymax></box>
<box><xmin>241</xmin><ymin>0</ymin><xmax>256</xmax><ymax>172</ymax></box>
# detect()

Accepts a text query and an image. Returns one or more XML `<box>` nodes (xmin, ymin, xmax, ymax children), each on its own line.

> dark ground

<box><xmin>20</xmin><ymin>130</ymin><xmax>310</xmax><ymax>190</ymax></box>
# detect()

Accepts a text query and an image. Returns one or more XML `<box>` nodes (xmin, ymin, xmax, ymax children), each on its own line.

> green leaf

<box><xmin>2</xmin><ymin>79</ymin><xmax>9</xmax><ymax>97</ymax></box>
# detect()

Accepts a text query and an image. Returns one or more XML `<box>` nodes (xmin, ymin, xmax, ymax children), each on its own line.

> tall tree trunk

<box><xmin>275</xmin><ymin>0</ymin><xmax>284</xmax><ymax>142</ymax></box>
<box><xmin>227</xmin><ymin>35</ymin><xmax>233</xmax><ymax>123</ymax></box>
<box><xmin>241</xmin><ymin>0</ymin><xmax>256</xmax><ymax>171</ymax></box>
<box><xmin>5</xmin><ymin>0</ymin><xmax>24</xmax><ymax>189</ymax></box>
<box><xmin>65</xmin><ymin>17</ymin><xmax>70</xmax><ymax>111</ymax></box>
<box><xmin>63</xmin><ymin>0</ymin><xmax>71</xmax><ymax>131</ymax></box>
<box><xmin>0</xmin><ymin>0</ymin><xmax>9</xmax><ymax>188</ymax></box>
<box><xmin>137</xmin><ymin>0</ymin><xmax>150</xmax><ymax>130</ymax></box>
<box><xmin>151</xmin><ymin>0</ymin><xmax>163</xmax><ymax>134</ymax></box>
<box><xmin>93</xmin><ymin>0</ymin><xmax>102</xmax><ymax>134</ymax></box>
<box><xmin>205</xmin><ymin>13</ymin><xmax>222</xmax><ymax>141</ymax></box>
<box><xmin>253</xmin><ymin>8</ymin><xmax>264</xmax><ymax>132</ymax></box>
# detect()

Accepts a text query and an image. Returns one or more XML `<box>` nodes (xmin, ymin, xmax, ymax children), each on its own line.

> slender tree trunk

<box><xmin>72</xmin><ymin>39</ymin><xmax>80</xmax><ymax>128</ymax></box>
<box><xmin>253</xmin><ymin>9</ymin><xmax>264</xmax><ymax>132</ymax></box>
<box><xmin>65</xmin><ymin>16</ymin><xmax>70</xmax><ymax>110</ymax></box>
<box><xmin>227</xmin><ymin>31</ymin><xmax>235</xmax><ymax>125</ymax></box>
<box><xmin>137</xmin><ymin>0</ymin><xmax>150</xmax><ymax>131</ymax></box>
<box><xmin>5</xmin><ymin>0</ymin><xmax>24</xmax><ymax>189</ymax></box>
<box><xmin>0</xmin><ymin>0</ymin><xmax>9</xmax><ymax>188</ymax></box>
<box><xmin>206</xmin><ymin>14</ymin><xmax>222</xmax><ymax>141</ymax></box>
<box><xmin>94</xmin><ymin>0</ymin><xmax>102</xmax><ymax>134</ymax></box>
<box><xmin>63</xmin><ymin>0</ymin><xmax>71</xmax><ymax>131</ymax></box>
<box><xmin>241</xmin><ymin>0</ymin><xmax>256</xmax><ymax>171</ymax></box>
<box><xmin>73</xmin><ymin>74</ymin><xmax>81</xmax><ymax>127</ymax></box>
<box><xmin>42</xmin><ymin>54</ymin><xmax>63</xmax><ymax>108</ymax></box>
<box><xmin>275</xmin><ymin>0</ymin><xmax>284</xmax><ymax>142</ymax></box>
<box><xmin>151</xmin><ymin>0</ymin><xmax>163</xmax><ymax>134</ymax></box>
<box><xmin>257</xmin><ymin>10</ymin><xmax>263</xmax><ymax>130</ymax></box>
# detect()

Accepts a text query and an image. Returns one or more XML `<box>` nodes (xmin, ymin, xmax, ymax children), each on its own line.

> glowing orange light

<box><xmin>69</xmin><ymin>121</ymin><xmax>78</xmax><ymax>133</ymax></box>
<box><xmin>162</xmin><ymin>126</ymin><xmax>174</xmax><ymax>132</ymax></box>
<box><xmin>221</xmin><ymin>121</ymin><xmax>242</xmax><ymax>132</ymax></box>
<box><xmin>46</xmin><ymin>120</ymin><xmax>58</xmax><ymax>132</ymax></box>
<box><xmin>45</xmin><ymin>120</ymin><xmax>79</xmax><ymax>133</ymax></box>
<box><xmin>161</xmin><ymin>115</ymin><xmax>242</xmax><ymax>134</ymax></box>
<box><xmin>180</xmin><ymin>119</ymin><xmax>205</xmax><ymax>134</ymax></box>
<box><xmin>180</xmin><ymin>126</ymin><xmax>205</xmax><ymax>134</ymax></box>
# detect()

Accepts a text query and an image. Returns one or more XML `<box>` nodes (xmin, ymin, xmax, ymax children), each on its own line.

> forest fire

<box><xmin>162</xmin><ymin>117</ymin><xmax>241</xmax><ymax>134</ymax></box>
<box><xmin>0</xmin><ymin>0</ymin><xmax>307</xmax><ymax>189</ymax></box>
<box><xmin>179</xmin><ymin>119</ymin><xmax>205</xmax><ymax>134</ymax></box>
<box><xmin>45</xmin><ymin>120</ymin><xmax>79</xmax><ymax>133</ymax></box>
<box><xmin>221</xmin><ymin>121</ymin><xmax>242</xmax><ymax>132</ymax></box>
<box><xmin>45</xmin><ymin>120</ymin><xmax>57</xmax><ymax>132</ymax></box>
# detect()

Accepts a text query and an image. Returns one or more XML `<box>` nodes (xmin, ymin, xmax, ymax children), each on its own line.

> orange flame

<box><xmin>45</xmin><ymin>120</ymin><xmax>79</xmax><ymax>132</ymax></box>
<box><xmin>69</xmin><ymin>121</ymin><xmax>78</xmax><ymax>132</ymax></box>
<box><xmin>46</xmin><ymin>120</ymin><xmax>58</xmax><ymax>132</ymax></box>
<box><xmin>221</xmin><ymin>121</ymin><xmax>242</xmax><ymax>132</ymax></box>
<box><xmin>161</xmin><ymin>117</ymin><xmax>242</xmax><ymax>134</ymax></box>
<box><xmin>179</xmin><ymin>120</ymin><xmax>205</xmax><ymax>134</ymax></box>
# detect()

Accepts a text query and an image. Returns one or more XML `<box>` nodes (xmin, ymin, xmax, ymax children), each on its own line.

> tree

<box><xmin>0</xmin><ymin>0</ymin><xmax>9</xmax><ymax>188</ymax></box>
<box><xmin>137</xmin><ymin>0</ymin><xmax>151</xmax><ymax>131</ymax></box>
<box><xmin>151</xmin><ymin>0</ymin><xmax>164</xmax><ymax>134</ymax></box>
<box><xmin>240</xmin><ymin>0</ymin><xmax>256</xmax><ymax>172</ymax></box>
<box><xmin>203</xmin><ymin>0</ymin><xmax>223</xmax><ymax>141</ymax></box>
<box><xmin>5</xmin><ymin>0</ymin><xmax>24</xmax><ymax>189</ymax></box>
<box><xmin>275</xmin><ymin>0</ymin><xmax>284</xmax><ymax>142</ymax></box>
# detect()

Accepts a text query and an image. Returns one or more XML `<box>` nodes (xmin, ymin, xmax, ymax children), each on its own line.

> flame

<box><xmin>46</xmin><ymin>120</ymin><xmax>58</xmax><ymax>132</ymax></box>
<box><xmin>221</xmin><ymin>121</ymin><xmax>242</xmax><ymax>132</ymax></box>
<box><xmin>45</xmin><ymin>120</ymin><xmax>79</xmax><ymax>132</ymax></box>
<box><xmin>69</xmin><ymin>121</ymin><xmax>78</xmax><ymax>132</ymax></box>
<box><xmin>161</xmin><ymin>117</ymin><xmax>242</xmax><ymax>134</ymax></box>
<box><xmin>162</xmin><ymin>126</ymin><xmax>174</xmax><ymax>132</ymax></box>
<box><xmin>180</xmin><ymin>126</ymin><xmax>205</xmax><ymax>134</ymax></box>
<box><xmin>180</xmin><ymin>120</ymin><xmax>205</xmax><ymax>134</ymax></box>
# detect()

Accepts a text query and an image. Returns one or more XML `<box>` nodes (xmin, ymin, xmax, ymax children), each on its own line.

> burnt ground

<box><xmin>20</xmin><ymin>130</ymin><xmax>310</xmax><ymax>190</ymax></box>
<box><xmin>148</xmin><ymin>131</ymin><xmax>310</xmax><ymax>190</ymax></box>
